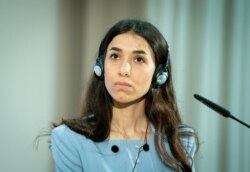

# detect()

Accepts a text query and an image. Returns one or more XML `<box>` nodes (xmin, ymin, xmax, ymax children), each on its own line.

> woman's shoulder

<box><xmin>52</xmin><ymin>114</ymin><xmax>95</xmax><ymax>139</ymax></box>
<box><xmin>51</xmin><ymin>124</ymin><xmax>88</xmax><ymax>147</ymax></box>
<box><xmin>178</xmin><ymin>124</ymin><xmax>195</xmax><ymax>133</ymax></box>
<box><xmin>178</xmin><ymin>124</ymin><xmax>197</xmax><ymax>158</ymax></box>
<box><xmin>52</xmin><ymin>124</ymin><xmax>69</xmax><ymax>135</ymax></box>
<box><xmin>51</xmin><ymin>124</ymin><xmax>88</xmax><ymax>171</ymax></box>
<box><xmin>52</xmin><ymin>124</ymin><xmax>76</xmax><ymax>137</ymax></box>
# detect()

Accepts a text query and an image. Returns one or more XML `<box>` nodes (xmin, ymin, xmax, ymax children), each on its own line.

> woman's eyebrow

<box><xmin>132</xmin><ymin>50</ymin><xmax>147</xmax><ymax>55</ymax></box>
<box><xmin>109</xmin><ymin>47</ymin><xmax>122</xmax><ymax>52</ymax></box>
<box><xmin>109</xmin><ymin>47</ymin><xmax>147</xmax><ymax>55</ymax></box>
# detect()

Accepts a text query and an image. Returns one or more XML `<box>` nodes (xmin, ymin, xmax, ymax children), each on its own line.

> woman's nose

<box><xmin>119</xmin><ymin>60</ymin><xmax>131</xmax><ymax>76</ymax></box>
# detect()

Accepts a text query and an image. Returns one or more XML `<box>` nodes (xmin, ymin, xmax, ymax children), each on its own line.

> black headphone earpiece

<box><xmin>152</xmin><ymin>51</ymin><xmax>170</xmax><ymax>88</ymax></box>
<box><xmin>94</xmin><ymin>55</ymin><xmax>104</xmax><ymax>80</ymax></box>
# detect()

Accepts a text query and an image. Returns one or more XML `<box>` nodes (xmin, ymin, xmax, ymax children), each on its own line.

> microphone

<box><xmin>194</xmin><ymin>94</ymin><xmax>250</xmax><ymax>129</ymax></box>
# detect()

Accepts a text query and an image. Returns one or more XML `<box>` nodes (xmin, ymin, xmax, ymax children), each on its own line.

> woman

<box><xmin>51</xmin><ymin>19</ymin><xmax>198</xmax><ymax>172</ymax></box>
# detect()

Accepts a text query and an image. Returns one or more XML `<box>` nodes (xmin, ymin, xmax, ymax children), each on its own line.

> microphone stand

<box><xmin>194</xmin><ymin>94</ymin><xmax>250</xmax><ymax>129</ymax></box>
<box><xmin>226</xmin><ymin>113</ymin><xmax>250</xmax><ymax>129</ymax></box>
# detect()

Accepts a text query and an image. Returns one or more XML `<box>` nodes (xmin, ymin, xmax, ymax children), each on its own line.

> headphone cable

<box><xmin>131</xmin><ymin>120</ymin><xmax>150</xmax><ymax>172</ymax></box>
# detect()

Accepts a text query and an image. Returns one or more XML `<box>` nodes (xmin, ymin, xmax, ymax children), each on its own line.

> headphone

<box><xmin>93</xmin><ymin>54</ymin><xmax>104</xmax><ymax>79</ymax></box>
<box><xmin>151</xmin><ymin>51</ymin><xmax>169</xmax><ymax>88</ymax></box>
<box><xmin>93</xmin><ymin>50</ymin><xmax>170</xmax><ymax>88</ymax></box>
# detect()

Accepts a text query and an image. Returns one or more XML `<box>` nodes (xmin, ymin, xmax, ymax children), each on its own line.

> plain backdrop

<box><xmin>0</xmin><ymin>0</ymin><xmax>249</xmax><ymax>172</ymax></box>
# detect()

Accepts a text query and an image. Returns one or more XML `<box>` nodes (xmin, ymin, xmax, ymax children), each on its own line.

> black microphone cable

<box><xmin>131</xmin><ymin>120</ymin><xmax>150</xmax><ymax>172</ymax></box>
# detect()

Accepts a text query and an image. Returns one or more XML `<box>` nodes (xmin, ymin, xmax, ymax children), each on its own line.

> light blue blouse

<box><xmin>51</xmin><ymin>124</ymin><xmax>196</xmax><ymax>172</ymax></box>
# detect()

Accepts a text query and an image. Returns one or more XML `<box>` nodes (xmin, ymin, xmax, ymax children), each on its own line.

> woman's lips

<box><xmin>114</xmin><ymin>81</ymin><xmax>132</xmax><ymax>87</ymax></box>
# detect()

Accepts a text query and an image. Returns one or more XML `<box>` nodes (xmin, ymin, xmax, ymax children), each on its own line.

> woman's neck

<box><xmin>110</xmin><ymin>99</ymin><xmax>150</xmax><ymax>140</ymax></box>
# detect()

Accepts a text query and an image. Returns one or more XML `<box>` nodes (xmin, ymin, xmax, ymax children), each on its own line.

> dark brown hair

<box><xmin>58</xmin><ymin>19</ymin><xmax>198</xmax><ymax>171</ymax></box>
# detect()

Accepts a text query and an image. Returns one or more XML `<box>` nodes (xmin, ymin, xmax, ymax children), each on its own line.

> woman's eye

<box><xmin>110</xmin><ymin>54</ymin><xmax>119</xmax><ymax>60</ymax></box>
<box><xmin>135</xmin><ymin>57</ymin><xmax>145</xmax><ymax>63</ymax></box>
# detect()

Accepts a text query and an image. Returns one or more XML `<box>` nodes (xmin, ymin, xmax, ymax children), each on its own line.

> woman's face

<box><xmin>104</xmin><ymin>32</ymin><xmax>156</xmax><ymax>106</ymax></box>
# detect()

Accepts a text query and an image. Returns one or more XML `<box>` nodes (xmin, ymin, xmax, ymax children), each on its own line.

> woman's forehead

<box><xmin>107</xmin><ymin>33</ymin><xmax>154</xmax><ymax>56</ymax></box>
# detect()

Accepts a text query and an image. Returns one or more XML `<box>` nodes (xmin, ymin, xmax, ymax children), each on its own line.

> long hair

<box><xmin>58</xmin><ymin>19</ymin><xmax>198</xmax><ymax>171</ymax></box>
